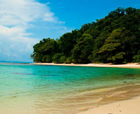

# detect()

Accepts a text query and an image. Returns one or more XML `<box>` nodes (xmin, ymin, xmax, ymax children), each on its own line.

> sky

<box><xmin>0</xmin><ymin>0</ymin><xmax>140</xmax><ymax>62</ymax></box>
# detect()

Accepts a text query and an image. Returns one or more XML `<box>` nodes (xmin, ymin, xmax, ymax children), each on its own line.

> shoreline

<box><xmin>78</xmin><ymin>96</ymin><xmax>140</xmax><ymax>114</ymax></box>
<box><xmin>33</xmin><ymin>62</ymin><xmax>140</xmax><ymax>114</ymax></box>
<box><xmin>33</xmin><ymin>63</ymin><xmax>140</xmax><ymax>68</ymax></box>
<box><xmin>1</xmin><ymin>62</ymin><xmax>140</xmax><ymax>113</ymax></box>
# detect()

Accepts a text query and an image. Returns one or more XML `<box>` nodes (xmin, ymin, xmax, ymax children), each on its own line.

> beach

<box><xmin>33</xmin><ymin>63</ymin><xmax>140</xmax><ymax>114</ymax></box>
<box><xmin>79</xmin><ymin>96</ymin><xmax>140</xmax><ymax>114</ymax></box>
<box><xmin>0</xmin><ymin>63</ymin><xmax>140</xmax><ymax>114</ymax></box>
<box><xmin>76</xmin><ymin>82</ymin><xmax>140</xmax><ymax>114</ymax></box>
<box><xmin>33</xmin><ymin>63</ymin><xmax>140</xmax><ymax>68</ymax></box>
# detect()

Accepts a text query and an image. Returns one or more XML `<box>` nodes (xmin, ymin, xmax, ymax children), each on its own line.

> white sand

<box><xmin>33</xmin><ymin>63</ymin><xmax>140</xmax><ymax>68</ymax></box>
<box><xmin>78</xmin><ymin>96</ymin><xmax>140</xmax><ymax>114</ymax></box>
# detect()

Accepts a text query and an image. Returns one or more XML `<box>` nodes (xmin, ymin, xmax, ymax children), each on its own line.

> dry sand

<box><xmin>78</xmin><ymin>96</ymin><xmax>140</xmax><ymax>114</ymax></box>
<box><xmin>33</xmin><ymin>63</ymin><xmax>140</xmax><ymax>68</ymax></box>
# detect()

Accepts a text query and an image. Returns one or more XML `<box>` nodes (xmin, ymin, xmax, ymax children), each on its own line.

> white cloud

<box><xmin>0</xmin><ymin>0</ymin><xmax>57</xmax><ymax>25</ymax></box>
<box><xmin>43</xmin><ymin>13</ymin><xmax>56</xmax><ymax>22</ymax></box>
<box><xmin>0</xmin><ymin>0</ymin><xmax>67</xmax><ymax>62</ymax></box>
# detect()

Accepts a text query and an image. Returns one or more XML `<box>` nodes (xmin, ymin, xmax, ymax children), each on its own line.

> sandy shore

<box><xmin>33</xmin><ymin>63</ymin><xmax>140</xmax><ymax>68</ymax></box>
<box><xmin>78</xmin><ymin>96</ymin><xmax>140</xmax><ymax>114</ymax></box>
<box><xmin>33</xmin><ymin>62</ymin><xmax>140</xmax><ymax>114</ymax></box>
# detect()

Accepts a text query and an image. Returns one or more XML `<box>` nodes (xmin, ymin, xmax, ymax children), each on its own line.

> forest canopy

<box><xmin>31</xmin><ymin>7</ymin><xmax>140</xmax><ymax>64</ymax></box>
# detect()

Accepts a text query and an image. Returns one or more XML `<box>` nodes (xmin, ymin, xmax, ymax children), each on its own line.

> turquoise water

<box><xmin>0</xmin><ymin>64</ymin><xmax>140</xmax><ymax>114</ymax></box>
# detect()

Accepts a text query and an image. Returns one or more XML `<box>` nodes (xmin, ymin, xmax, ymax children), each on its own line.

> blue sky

<box><xmin>0</xmin><ymin>0</ymin><xmax>140</xmax><ymax>62</ymax></box>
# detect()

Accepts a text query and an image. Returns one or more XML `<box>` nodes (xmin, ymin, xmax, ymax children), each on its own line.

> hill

<box><xmin>31</xmin><ymin>7</ymin><xmax>140</xmax><ymax>64</ymax></box>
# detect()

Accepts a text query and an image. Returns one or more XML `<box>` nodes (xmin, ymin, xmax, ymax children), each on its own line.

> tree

<box><xmin>31</xmin><ymin>38</ymin><xmax>58</xmax><ymax>62</ymax></box>
<box><xmin>133</xmin><ymin>50</ymin><xmax>140</xmax><ymax>62</ymax></box>
<box><xmin>72</xmin><ymin>34</ymin><xmax>94</xmax><ymax>63</ymax></box>
<box><xmin>125</xmin><ymin>7</ymin><xmax>137</xmax><ymax>15</ymax></box>
<box><xmin>98</xmin><ymin>28</ymin><xmax>124</xmax><ymax>63</ymax></box>
<box><xmin>52</xmin><ymin>53</ymin><xmax>64</xmax><ymax>63</ymax></box>
<box><xmin>31</xmin><ymin>7</ymin><xmax>140</xmax><ymax>64</ymax></box>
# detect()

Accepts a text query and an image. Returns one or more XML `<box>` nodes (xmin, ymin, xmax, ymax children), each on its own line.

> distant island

<box><xmin>31</xmin><ymin>7</ymin><xmax>140</xmax><ymax>64</ymax></box>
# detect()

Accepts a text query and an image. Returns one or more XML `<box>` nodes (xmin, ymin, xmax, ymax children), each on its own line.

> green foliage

<box><xmin>31</xmin><ymin>7</ymin><xmax>140</xmax><ymax>64</ymax></box>
<box><xmin>133</xmin><ymin>50</ymin><xmax>140</xmax><ymax>62</ymax></box>
<box><xmin>66</xmin><ymin>57</ymin><xmax>72</xmax><ymax>63</ymax></box>
<box><xmin>71</xmin><ymin>34</ymin><xmax>94</xmax><ymax>63</ymax></box>
<box><xmin>42</xmin><ymin>55</ymin><xmax>52</xmax><ymax>63</ymax></box>
<box><xmin>52</xmin><ymin>53</ymin><xmax>64</xmax><ymax>63</ymax></box>
<box><xmin>60</xmin><ymin>56</ymin><xmax>66</xmax><ymax>63</ymax></box>
<box><xmin>107</xmin><ymin>52</ymin><xmax>126</xmax><ymax>64</ymax></box>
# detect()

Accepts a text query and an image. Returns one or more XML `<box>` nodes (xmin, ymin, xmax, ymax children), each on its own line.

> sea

<box><xmin>0</xmin><ymin>63</ymin><xmax>140</xmax><ymax>114</ymax></box>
